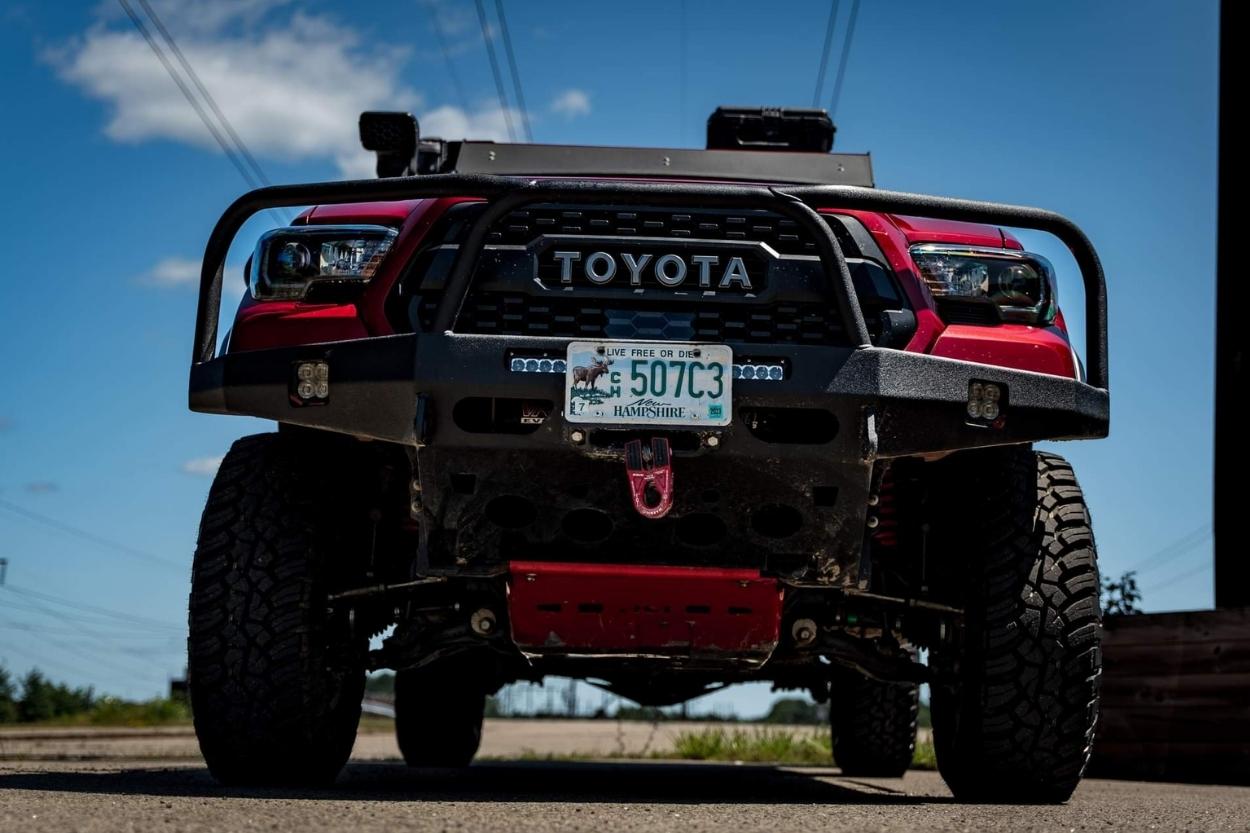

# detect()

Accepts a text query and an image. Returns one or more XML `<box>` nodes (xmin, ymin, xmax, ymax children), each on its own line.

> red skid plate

<box><xmin>507</xmin><ymin>561</ymin><xmax>783</xmax><ymax>658</ymax></box>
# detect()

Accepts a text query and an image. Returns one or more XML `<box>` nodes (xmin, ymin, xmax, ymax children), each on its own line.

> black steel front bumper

<box><xmin>190</xmin><ymin>176</ymin><xmax>1109</xmax><ymax>585</ymax></box>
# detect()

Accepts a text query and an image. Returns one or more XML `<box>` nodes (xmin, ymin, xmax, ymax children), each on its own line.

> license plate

<box><xmin>564</xmin><ymin>341</ymin><xmax>732</xmax><ymax>427</ymax></box>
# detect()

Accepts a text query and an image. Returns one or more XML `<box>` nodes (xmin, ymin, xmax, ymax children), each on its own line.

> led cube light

<box><xmin>291</xmin><ymin>361</ymin><xmax>330</xmax><ymax>405</ymax></box>
<box><xmin>967</xmin><ymin>380</ymin><xmax>1004</xmax><ymax>424</ymax></box>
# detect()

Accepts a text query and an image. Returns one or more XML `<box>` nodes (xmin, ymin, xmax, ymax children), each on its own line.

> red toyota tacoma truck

<box><xmin>186</xmin><ymin>107</ymin><xmax>1109</xmax><ymax>802</ymax></box>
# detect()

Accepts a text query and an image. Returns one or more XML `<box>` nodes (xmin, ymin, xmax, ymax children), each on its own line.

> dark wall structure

<box><xmin>1092</xmin><ymin>2</ymin><xmax>1250</xmax><ymax>786</ymax></box>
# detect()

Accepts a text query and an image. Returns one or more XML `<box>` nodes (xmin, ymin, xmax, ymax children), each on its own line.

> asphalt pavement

<box><xmin>1</xmin><ymin>723</ymin><xmax>1246</xmax><ymax>832</ymax></box>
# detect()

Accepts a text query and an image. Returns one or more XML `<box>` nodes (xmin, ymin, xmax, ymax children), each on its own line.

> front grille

<box><xmin>441</xmin><ymin>294</ymin><xmax>845</xmax><ymax>344</ymax></box>
<box><xmin>485</xmin><ymin>206</ymin><xmax>841</xmax><ymax>257</ymax></box>
<box><xmin>397</xmin><ymin>202</ymin><xmax>909</xmax><ymax>347</ymax></box>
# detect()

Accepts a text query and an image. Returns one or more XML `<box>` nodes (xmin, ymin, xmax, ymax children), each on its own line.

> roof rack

<box><xmin>441</xmin><ymin>141</ymin><xmax>873</xmax><ymax>186</ymax></box>
<box><xmin>359</xmin><ymin>109</ymin><xmax>872</xmax><ymax>185</ymax></box>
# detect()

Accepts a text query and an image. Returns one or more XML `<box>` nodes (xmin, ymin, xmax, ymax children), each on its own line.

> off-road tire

<box><xmin>830</xmin><ymin>670</ymin><xmax>919</xmax><ymax>777</ymax></box>
<box><xmin>188</xmin><ymin>433</ymin><xmax>367</xmax><ymax>786</ymax></box>
<box><xmin>394</xmin><ymin>664</ymin><xmax>486</xmax><ymax>767</ymax></box>
<box><xmin>928</xmin><ymin>448</ymin><xmax>1101</xmax><ymax>803</ymax></box>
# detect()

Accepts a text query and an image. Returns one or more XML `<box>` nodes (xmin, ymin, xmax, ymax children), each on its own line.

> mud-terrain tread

<box><xmin>394</xmin><ymin>665</ymin><xmax>486</xmax><ymax>767</ymax></box>
<box><xmin>830</xmin><ymin>671</ymin><xmax>918</xmax><ymax>777</ymax></box>
<box><xmin>188</xmin><ymin>433</ymin><xmax>366</xmax><ymax>786</ymax></box>
<box><xmin>930</xmin><ymin>448</ymin><xmax>1101</xmax><ymax>803</ymax></box>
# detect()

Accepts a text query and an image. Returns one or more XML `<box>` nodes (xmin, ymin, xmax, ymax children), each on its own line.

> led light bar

<box><xmin>509</xmin><ymin>357</ymin><xmax>568</xmax><ymax>374</ymax></box>
<box><xmin>733</xmin><ymin>363</ymin><xmax>785</xmax><ymax>381</ymax></box>
<box><xmin>507</xmin><ymin>357</ymin><xmax>785</xmax><ymax>381</ymax></box>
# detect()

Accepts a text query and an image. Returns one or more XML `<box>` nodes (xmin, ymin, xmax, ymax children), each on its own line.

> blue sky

<box><xmin>0</xmin><ymin>0</ymin><xmax>1220</xmax><ymax>716</ymax></box>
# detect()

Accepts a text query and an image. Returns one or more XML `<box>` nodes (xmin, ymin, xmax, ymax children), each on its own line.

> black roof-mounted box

<box><xmin>707</xmin><ymin>106</ymin><xmax>836</xmax><ymax>153</ymax></box>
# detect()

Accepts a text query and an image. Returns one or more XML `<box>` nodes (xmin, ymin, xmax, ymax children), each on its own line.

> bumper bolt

<box><xmin>791</xmin><ymin>618</ymin><xmax>818</xmax><ymax>647</ymax></box>
<box><xmin>570</xmin><ymin>430</ymin><xmax>586</xmax><ymax>444</ymax></box>
<box><xmin>470</xmin><ymin>608</ymin><xmax>498</xmax><ymax>636</ymax></box>
<box><xmin>705</xmin><ymin>435</ymin><xmax>720</xmax><ymax>449</ymax></box>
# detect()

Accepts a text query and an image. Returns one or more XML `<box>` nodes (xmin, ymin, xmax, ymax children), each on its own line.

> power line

<box><xmin>134</xmin><ymin>0</ymin><xmax>271</xmax><ymax>188</ymax></box>
<box><xmin>1143</xmin><ymin>561</ymin><xmax>1213</xmax><ymax>592</ymax></box>
<box><xmin>116</xmin><ymin>0</ymin><xmax>258</xmax><ymax>188</ymax></box>
<box><xmin>1</xmin><ymin>585</ymin><xmax>184</xmax><ymax>632</ymax></box>
<box><xmin>828</xmin><ymin>0</ymin><xmax>861</xmax><ymax>121</ymax></box>
<box><xmin>0</xmin><ymin>596</ymin><xmax>182</xmax><ymax>634</ymax></box>
<box><xmin>0</xmin><ymin>595</ymin><xmax>174</xmax><ymax>681</ymax></box>
<box><xmin>1127</xmin><ymin>522</ymin><xmax>1214</xmax><ymax>575</ymax></box>
<box><xmin>426</xmin><ymin>1</ymin><xmax>470</xmax><ymax>111</ymax></box>
<box><xmin>812</xmin><ymin>0</ymin><xmax>840</xmax><ymax>107</ymax></box>
<box><xmin>0</xmin><ymin>618</ymin><xmax>180</xmax><ymax>642</ymax></box>
<box><xmin>116</xmin><ymin>0</ymin><xmax>290</xmax><ymax>224</ymax></box>
<box><xmin>0</xmin><ymin>498</ymin><xmax>184</xmax><ymax>572</ymax></box>
<box><xmin>493</xmin><ymin>0</ymin><xmax>532</xmax><ymax>142</ymax></box>
<box><xmin>473</xmin><ymin>0</ymin><xmax>516</xmax><ymax>142</ymax></box>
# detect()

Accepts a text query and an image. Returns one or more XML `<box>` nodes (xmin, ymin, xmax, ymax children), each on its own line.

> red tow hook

<box><xmin>624</xmin><ymin>438</ymin><xmax>674</xmax><ymax>519</ymax></box>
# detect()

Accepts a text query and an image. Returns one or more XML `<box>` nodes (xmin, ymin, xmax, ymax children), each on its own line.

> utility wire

<box><xmin>134</xmin><ymin>0</ymin><xmax>271</xmax><ymax>187</ymax></box>
<box><xmin>0</xmin><ymin>618</ymin><xmax>180</xmax><ymax>641</ymax></box>
<box><xmin>0</xmin><ymin>594</ymin><xmax>174</xmax><ymax>681</ymax></box>
<box><xmin>828</xmin><ymin>0</ymin><xmax>861</xmax><ymax>121</ymax></box>
<box><xmin>474</xmin><ymin>0</ymin><xmax>517</xmax><ymax>142</ymax></box>
<box><xmin>1</xmin><ymin>585</ymin><xmax>184</xmax><ymax>632</ymax></box>
<box><xmin>1126</xmin><ymin>522</ymin><xmax>1214</xmax><ymax>575</ymax></box>
<box><xmin>812</xmin><ymin>0</ymin><xmax>840</xmax><ymax>108</ymax></box>
<box><xmin>0</xmin><ymin>500</ymin><xmax>184</xmax><ymax>573</ymax></box>
<box><xmin>117</xmin><ymin>0</ymin><xmax>290</xmax><ymax>223</ymax></box>
<box><xmin>0</xmin><ymin>596</ymin><xmax>182</xmax><ymax>634</ymax></box>
<box><xmin>0</xmin><ymin>498</ymin><xmax>184</xmax><ymax>572</ymax></box>
<box><xmin>1143</xmin><ymin>561</ymin><xmax>1212</xmax><ymax>592</ymax></box>
<box><xmin>493</xmin><ymin>0</ymin><xmax>532</xmax><ymax>142</ymax></box>
<box><xmin>116</xmin><ymin>0</ymin><xmax>258</xmax><ymax>188</ymax></box>
<box><xmin>426</xmin><ymin>1</ymin><xmax>470</xmax><ymax>111</ymax></box>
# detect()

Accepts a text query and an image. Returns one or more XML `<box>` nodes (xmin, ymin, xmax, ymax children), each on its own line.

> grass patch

<box><xmin>35</xmin><ymin>697</ymin><xmax>191</xmax><ymax>728</ymax></box>
<box><xmin>911</xmin><ymin>740</ymin><xmax>937</xmax><ymax>770</ymax></box>
<box><xmin>657</xmin><ymin>727</ymin><xmax>939</xmax><ymax>770</ymax></box>
<box><xmin>666</xmin><ymin>726</ymin><xmax>833</xmax><ymax>765</ymax></box>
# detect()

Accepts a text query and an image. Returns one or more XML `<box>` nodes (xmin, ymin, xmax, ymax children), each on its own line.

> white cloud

<box><xmin>51</xmin><ymin>6</ymin><xmax>516</xmax><ymax>178</ymax></box>
<box><xmin>138</xmin><ymin>256</ymin><xmax>201</xmax><ymax>288</ymax></box>
<box><xmin>182</xmin><ymin>456</ymin><xmax>224</xmax><ymax>477</ymax></box>
<box><xmin>421</xmin><ymin>104</ymin><xmax>524</xmax><ymax>141</ymax></box>
<box><xmin>550</xmin><ymin>89</ymin><xmax>591</xmax><ymax>119</ymax></box>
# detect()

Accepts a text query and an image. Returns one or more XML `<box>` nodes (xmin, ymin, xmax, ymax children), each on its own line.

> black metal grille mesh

<box><xmin>403</xmin><ymin>203</ymin><xmax>891</xmax><ymax>345</ymax></box>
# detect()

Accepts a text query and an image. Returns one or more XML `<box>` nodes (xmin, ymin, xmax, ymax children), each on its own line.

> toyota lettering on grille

<box><xmin>552</xmin><ymin>250</ymin><xmax>754</xmax><ymax>290</ymax></box>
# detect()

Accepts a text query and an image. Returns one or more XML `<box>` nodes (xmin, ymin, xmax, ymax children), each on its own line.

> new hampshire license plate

<box><xmin>564</xmin><ymin>341</ymin><xmax>733</xmax><ymax>427</ymax></box>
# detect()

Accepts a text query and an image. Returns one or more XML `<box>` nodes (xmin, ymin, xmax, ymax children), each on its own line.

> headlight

<box><xmin>909</xmin><ymin>244</ymin><xmax>1058</xmax><ymax>324</ymax></box>
<box><xmin>249</xmin><ymin>225</ymin><xmax>398</xmax><ymax>301</ymax></box>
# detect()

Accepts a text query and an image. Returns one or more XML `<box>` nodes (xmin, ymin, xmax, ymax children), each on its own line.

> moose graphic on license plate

<box><xmin>564</xmin><ymin>341</ymin><xmax>733</xmax><ymax>427</ymax></box>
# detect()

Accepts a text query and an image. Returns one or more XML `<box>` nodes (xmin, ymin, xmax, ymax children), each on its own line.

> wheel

<box><xmin>188</xmin><ymin>433</ymin><xmax>367</xmax><ymax>786</ymax></box>
<box><xmin>928</xmin><ymin>448</ymin><xmax>1101</xmax><ymax>803</ymax></box>
<box><xmin>394</xmin><ymin>661</ymin><xmax>486</xmax><ymax>767</ymax></box>
<box><xmin>830</xmin><ymin>669</ymin><xmax>918</xmax><ymax>777</ymax></box>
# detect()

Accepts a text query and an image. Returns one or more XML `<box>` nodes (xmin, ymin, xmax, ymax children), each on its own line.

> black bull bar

<box><xmin>190</xmin><ymin>174</ymin><xmax>1109</xmax><ymax>456</ymax></box>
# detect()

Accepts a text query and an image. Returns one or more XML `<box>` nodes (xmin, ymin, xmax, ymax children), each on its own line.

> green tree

<box><xmin>1102</xmin><ymin>570</ymin><xmax>1143</xmax><ymax>617</ymax></box>
<box><xmin>18</xmin><ymin>669</ymin><xmax>57</xmax><ymax>723</ymax></box>
<box><xmin>0</xmin><ymin>664</ymin><xmax>17</xmax><ymax>723</ymax></box>
<box><xmin>762</xmin><ymin>698</ymin><xmax>823</xmax><ymax>725</ymax></box>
